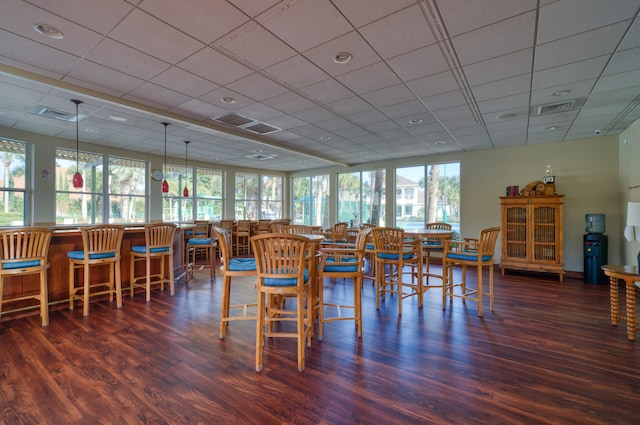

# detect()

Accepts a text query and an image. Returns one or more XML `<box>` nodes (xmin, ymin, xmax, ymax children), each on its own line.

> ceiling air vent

<box><xmin>31</xmin><ymin>105</ymin><xmax>77</xmax><ymax>122</ymax></box>
<box><xmin>245</xmin><ymin>123</ymin><xmax>280</xmax><ymax>135</ymax></box>
<box><xmin>532</xmin><ymin>98</ymin><xmax>584</xmax><ymax>115</ymax></box>
<box><xmin>214</xmin><ymin>113</ymin><xmax>254</xmax><ymax>127</ymax></box>
<box><xmin>246</xmin><ymin>153</ymin><xmax>273</xmax><ymax>160</ymax></box>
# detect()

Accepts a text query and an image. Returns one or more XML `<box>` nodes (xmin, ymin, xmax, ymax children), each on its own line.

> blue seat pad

<box><xmin>263</xmin><ymin>268</ymin><xmax>309</xmax><ymax>287</ymax></box>
<box><xmin>377</xmin><ymin>252</ymin><xmax>415</xmax><ymax>260</ymax></box>
<box><xmin>3</xmin><ymin>259</ymin><xmax>41</xmax><ymax>269</ymax></box>
<box><xmin>131</xmin><ymin>246</ymin><xmax>170</xmax><ymax>253</ymax></box>
<box><xmin>324</xmin><ymin>257</ymin><xmax>358</xmax><ymax>272</ymax></box>
<box><xmin>187</xmin><ymin>238</ymin><xmax>211</xmax><ymax>245</ymax></box>
<box><xmin>423</xmin><ymin>241</ymin><xmax>442</xmax><ymax>247</ymax></box>
<box><xmin>446</xmin><ymin>252</ymin><xmax>491</xmax><ymax>262</ymax></box>
<box><xmin>67</xmin><ymin>251</ymin><xmax>116</xmax><ymax>260</ymax></box>
<box><xmin>228</xmin><ymin>257</ymin><xmax>257</xmax><ymax>271</ymax></box>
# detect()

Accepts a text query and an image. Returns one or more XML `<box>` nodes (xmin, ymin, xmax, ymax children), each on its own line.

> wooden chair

<box><xmin>370</xmin><ymin>227</ymin><xmax>423</xmax><ymax>315</ymax></box>
<box><xmin>185</xmin><ymin>222</ymin><xmax>216</xmax><ymax>283</ymax></box>
<box><xmin>130</xmin><ymin>223</ymin><xmax>176</xmax><ymax>302</ymax></box>
<box><xmin>235</xmin><ymin>219</ymin><xmax>252</xmax><ymax>256</ymax></box>
<box><xmin>251</xmin><ymin>233</ymin><xmax>312</xmax><ymax>372</ymax></box>
<box><xmin>0</xmin><ymin>228</ymin><xmax>53</xmax><ymax>326</ymax></box>
<box><xmin>269</xmin><ymin>221</ymin><xmax>286</xmax><ymax>233</ymax></box>
<box><xmin>68</xmin><ymin>225</ymin><xmax>124</xmax><ymax>317</ymax></box>
<box><xmin>257</xmin><ymin>219</ymin><xmax>272</xmax><ymax>234</ymax></box>
<box><xmin>284</xmin><ymin>224</ymin><xmax>314</xmax><ymax>235</ymax></box>
<box><xmin>442</xmin><ymin>227</ymin><xmax>500</xmax><ymax>317</ymax></box>
<box><xmin>422</xmin><ymin>222</ymin><xmax>452</xmax><ymax>302</ymax></box>
<box><xmin>219</xmin><ymin>219</ymin><xmax>235</xmax><ymax>231</ymax></box>
<box><xmin>323</xmin><ymin>222</ymin><xmax>349</xmax><ymax>243</ymax></box>
<box><xmin>318</xmin><ymin>228</ymin><xmax>370</xmax><ymax>340</ymax></box>
<box><xmin>213</xmin><ymin>227</ymin><xmax>257</xmax><ymax>339</ymax></box>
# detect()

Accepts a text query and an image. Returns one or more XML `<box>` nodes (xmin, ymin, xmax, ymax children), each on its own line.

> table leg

<box><xmin>610</xmin><ymin>275</ymin><xmax>618</xmax><ymax>326</ymax></box>
<box><xmin>625</xmin><ymin>279</ymin><xmax>636</xmax><ymax>341</ymax></box>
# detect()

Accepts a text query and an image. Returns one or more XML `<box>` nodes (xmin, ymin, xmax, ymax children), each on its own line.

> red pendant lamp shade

<box><xmin>71</xmin><ymin>99</ymin><xmax>83</xmax><ymax>188</ymax></box>
<box><xmin>183</xmin><ymin>140</ymin><xmax>190</xmax><ymax>197</ymax></box>
<box><xmin>161</xmin><ymin>122</ymin><xmax>169</xmax><ymax>193</ymax></box>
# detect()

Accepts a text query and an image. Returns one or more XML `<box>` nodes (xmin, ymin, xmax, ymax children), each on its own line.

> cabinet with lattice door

<box><xmin>500</xmin><ymin>195</ymin><xmax>564</xmax><ymax>281</ymax></box>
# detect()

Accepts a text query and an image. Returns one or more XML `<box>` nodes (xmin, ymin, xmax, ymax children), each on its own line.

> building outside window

<box><xmin>395</xmin><ymin>162</ymin><xmax>460</xmax><ymax>236</ymax></box>
<box><xmin>337</xmin><ymin>169</ymin><xmax>385</xmax><ymax>227</ymax></box>
<box><xmin>292</xmin><ymin>174</ymin><xmax>329</xmax><ymax>227</ymax></box>
<box><xmin>0</xmin><ymin>139</ymin><xmax>26</xmax><ymax>226</ymax></box>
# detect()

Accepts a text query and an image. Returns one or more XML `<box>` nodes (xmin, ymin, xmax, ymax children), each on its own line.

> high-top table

<box><xmin>601</xmin><ymin>264</ymin><xmax>639</xmax><ymax>341</ymax></box>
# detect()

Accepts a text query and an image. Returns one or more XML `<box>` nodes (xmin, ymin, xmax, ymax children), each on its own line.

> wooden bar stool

<box><xmin>214</xmin><ymin>227</ymin><xmax>257</xmax><ymax>339</ymax></box>
<box><xmin>0</xmin><ymin>228</ymin><xmax>53</xmax><ymax>326</ymax></box>
<box><xmin>251</xmin><ymin>233</ymin><xmax>312</xmax><ymax>372</ymax></box>
<box><xmin>68</xmin><ymin>225</ymin><xmax>125</xmax><ymax>317</ymax></box>
<box><xmin>185</xmin><ymin>222</ymin><xmax>217</xmax><ymax>283</ymax></box>
<box><xmin>130</xmin><ymin>223</ymin><xmax>176</xmax><ymax>302</ymax></box>
<box><xmin>235</xmin><ymin>219</ymin><xmax>252</xmax><ymax>256</ymax></box>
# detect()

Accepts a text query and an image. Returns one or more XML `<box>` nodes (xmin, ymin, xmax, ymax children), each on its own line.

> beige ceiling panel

<box><xmin>436</xmin><ymin>0</ymin><xmax>537</xmax><ymax>36</ymax></box>
<box><xmin>217</xmin><ymin>22</ymin><xmax>297</xmax><ymax>69</ymax></box>
<box><xmin>386</xmin><ymin>44</ymin><xmax>450</xmax><ymax>82</ymax></box>
<box><xmin>265</xmin><ymin>55</ymin><xmax>329</xmax><ymax>89</ymax></box>
<box><xmin>359</xmin><ymin>4</ymin><xmax>437</xmax><ymax>59</ymax></box>
<box><xmin>141</xmin><ymin>0</ymin><xmax>249</xmax><ymax>44</ymax></box>
<box><xmin>86</xmin><ymin>38</ymin><xmax>171</xmax><ymax>80</ymax></box>
<box><xmin>302</xmin><ymin>31</ymin><xmax>382</xmax><ymax>77</ymax></box>
<box><xmin>178</xmin><ymin>47</ymin><xmax>254</xmax><ymax>86</ymax></box>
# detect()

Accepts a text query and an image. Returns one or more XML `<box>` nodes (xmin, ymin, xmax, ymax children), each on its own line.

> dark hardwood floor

<box><xmin>1</xmin><ymin>264</ymin><xmax>638</xmax><ymax>424</ymax></box>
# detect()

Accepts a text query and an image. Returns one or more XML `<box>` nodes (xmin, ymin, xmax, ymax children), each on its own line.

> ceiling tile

<box><xmin>217</xmin><ymin>22</ymin><xmax>297</xmax><ymax>69</ymax></box>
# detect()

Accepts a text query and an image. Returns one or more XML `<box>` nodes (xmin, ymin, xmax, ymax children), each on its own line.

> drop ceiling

<box><xmin>0</xmin><ymin>0</ymin><xmax>639</xmax><ymax>172</ymax></box>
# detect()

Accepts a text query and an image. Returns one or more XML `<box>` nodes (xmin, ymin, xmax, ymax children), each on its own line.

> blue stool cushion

<box><xmin>131</xmin><ymin>246</ymin><xmax>170</xmax><ymax>253</ymax></box>
<box><xmin>365</xmin><ymin>243</ymin><xmax>375</xmax><ymax>250</ymax></box>
<box><xmin>228</xmin><ymin>257</ymin><xmax>257</xmax><ymax>271</ymax></box>
<box><xmin>377</xmin><ymin>252</ymin><xmax>415</xmax><ymax>260</ymax></box>
<box><xmin>264</xmin><ymin>268</ymin><xmax>309</xmax><ymax>287</ymax></box>
<box><xmin>423</xmin><ymin>241</ymin><xmax>442</xmax><ymax>247</ymax></box>
<box><xmin>3</xmin><ymin>259</ymin><xmax>41</xmax><ymax>269</ymax></box>
<box><xmin>187</xmin><ymin>238</ymin><xmax>211</xmax><ymax>245</ymax></box>
<box><xmin>446</xmin><ymin>252</ymin><xmax>491</xmax><ymax>262</ymax></box>
<box><xmin>67</xmin><ymin>251</ymin><xmax>116</xmax><ymax>260</ymax></box>
<box><xmin>323</xmin><ymin>257</ymin><xmax>358</xmax><ymax>272</ymax></box>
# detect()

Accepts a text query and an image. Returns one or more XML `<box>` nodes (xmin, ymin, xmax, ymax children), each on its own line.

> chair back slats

<box><xmin>251</xmin><ymin>234</ymin><xmax>308</xmax><ymax>281</ymax></box>
<box><xmin>284</xmin><ymin>224</ymin><xmax>312</xmax><ymax>235</ymax></box>
<box><xmin>146</xmin><ymin>223</ymin><xmax>176</xmax><ymax>249</ymax></box>
<box><xmin>237</xmin><ymin>220</ymin><xmax>251</xmax><ymax>232</ymax></box>
<box><xmin>332</xmin><ymin>222</ymin><xmax>348</xmax><ymax>242</ymax></box>
<box><xmin>0</xmin><ymin>228</ymin><xmax>52</xmax><ymax>263</ymax></box>
<box><xmin>219</xmin><ymin>219</ymin><xmax>234</xmax><ymax>231</ymax></box>
<box><xmin>478</xmin><ymin>227</ymin><xmax>501</xmax><ymax>259</ymax></box>
<box><xmin>371</xmin><ymin>227</ymin><xmax>407</xmax><ymax>254</ymax></box>
<box><xmin>193</xmin><ymin>220</ymin><xmax>210</xmax><ymax>237</ymax></box>
<box><xmin>213</xmin><ymin>227</ymin><xmax>232</xmax><ymax>265</ymax></box>
<box><xmin>82</xmin><ymin>225</ymin><xmax>124</xmax><ymax>255</ymax></box>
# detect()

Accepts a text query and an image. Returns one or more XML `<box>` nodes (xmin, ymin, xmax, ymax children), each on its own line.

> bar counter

<box><xmin>1</xmin><ymin>225</ymin><xmax>186</xmax><ymax>320</ymax></box>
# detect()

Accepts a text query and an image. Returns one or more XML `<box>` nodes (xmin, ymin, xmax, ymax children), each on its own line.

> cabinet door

<box><xmin>504</xmin><ymin>205</ymin><xmax>527</xmax><ymax>260</ymax></box>
<box><xmin>532</xmin><ymin>205</ymin><xmax>558</xmax><ymax>263</ymax></box>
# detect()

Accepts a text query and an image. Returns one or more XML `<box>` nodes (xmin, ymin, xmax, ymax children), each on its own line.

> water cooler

<box><xmin>583</xmin><ymin>214</ymin><xmax>608</xmax><ymax>284</ymax></box>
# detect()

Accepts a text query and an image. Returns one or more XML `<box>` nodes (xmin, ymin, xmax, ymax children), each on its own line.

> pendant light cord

<box><xmin>162</xmin><ymin>122</ymin><xmax>169</xmax><ymax>177</ymax></box>
<box><xmin>71</xmin><ymin>99</ymin><xmax>83</xmax><ymax>171</ymax></box>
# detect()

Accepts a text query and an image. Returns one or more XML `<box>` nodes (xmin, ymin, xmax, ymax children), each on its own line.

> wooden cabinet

<box><xmin>500</xmin><ymin>195</ymin><xmax>564</xmax><ymax>281</ymax></box>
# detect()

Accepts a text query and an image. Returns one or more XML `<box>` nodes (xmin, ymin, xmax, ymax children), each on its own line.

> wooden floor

<box><xmin>1</xmin><ymin>264</ymin><xmax>639</xmax><ymax>424</ymax></box>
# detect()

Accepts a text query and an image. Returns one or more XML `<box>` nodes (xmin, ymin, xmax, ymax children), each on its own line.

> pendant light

<box><xmin>70</xmin><ymin>99</ymin><xmax>83</xmax><ymax>188</ymax></box>
<box><xmin>161</xmin><ymin>122</ymin><xmax>169</xmax><ymax>193</ymax></box>
<box><xmin>183</xmin><ymin>140</ymin><xmax>190</xmax><ymax>197</ymax></box>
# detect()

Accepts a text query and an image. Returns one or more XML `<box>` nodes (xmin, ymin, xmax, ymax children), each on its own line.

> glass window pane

<box><xmin>292</xmin><ymin>177</ymin><xmax>310</xmax><ymax>225</ymax></box>
<box><xmin>56</xmin><ymin>193</ymin><xmax>104</xmax><ymax>224</ymax></box>
<box><xmin>260</xmin><ymin>175</ymin><xmax>283</xmax><ymax>219</ymax></box>
<box><xmin>196</xmin><ymin>168</ymin><xmax>223</xmax><ymax>220</ymax></box>
<box><xmin>338</xmin><ymin>172</ymin><xmax>360</xmax><ymax>225</ymax></box>
<box><xmin>108</xmin><ymin>156</ymin><xmax>145</xmax><ymax>223</ymax></box>
<box><xmin>55</xmin><ymin>148</ymin><xmax>104</xmax><ymax>224</ymax></box>
<box><xmin>396</xmin><ymin>166</ymin><xmax>425</xmax><ymax>229</ymax></box>
<box><xmin>362</xmin><ymin>169</ymin><xmax>385</xmax><ymax>226</ymax></box>
<box><xmin>235</xmin><ymin>172</ymin><xmax>258</xmax><ymax>219</ymax></box>
<box><xmin>0</xmin><ymin>139</ymin><xmax>27</xmax><ymax>226</ymax></box>
<box><xmin>0</xmin><ymin>191</ymin><xmax>25</xmax><ymax>226</ymax></box>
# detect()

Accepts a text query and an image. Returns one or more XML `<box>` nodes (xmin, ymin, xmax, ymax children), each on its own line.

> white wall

<box><xmin>619</xmin><ymin>119</ymin><xmax>640</xmax><ymax>266</ymax></box>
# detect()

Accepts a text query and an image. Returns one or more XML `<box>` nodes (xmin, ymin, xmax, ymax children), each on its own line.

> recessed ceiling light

<box><xmin>33</xmin><ymin>23</ymin><xmax>64</xmax><ymax>39</ymax></box>
<box><xmin>109</xmin><ymin>115</ymin><xmax>127</xmax><ymax>122</ymax></box>
<box><xmin>496</xmin><ymin>113</ymin><xmax>515</xmax><ymax>120</ymax></box>
<box><xmin>320</xmin><ymin>136</ymin><xmax>331</xmax><ymax>140</ymax></box>
<box><xmin>360</xmin><ymin>152</ymin><xmax>368</xmax><ymax>156</ymax></box>
<box><xmin>545</xmin><ymin>125</ymin><xmax>558</xmax><ymax>131</ymax></box>
<box><xmin>333</xmin><ymin>52</ymin><xmax>352</xmax><ymax>64</ymax></box>
<box><xmin>409</xmin><ymin>119</ymin><xmax>423</xmax><ymax>124</ymax></box>
<box><xmin>435</xmin><ymin>141</ymin><xmax>446</xmax><ymax>145</ymax></box>
<box><xmin>552</xmin><ymin>90</ymin><xmax>570</xmax><ymax>96</ymax></box>
<box><xmin>221</xmin><ymin>97</ymin><xmax>236</xmax><ymax>104</ymax></box>
<box><xmin>84</xmin><ymin>128</ymin><xmax>100</xmax><ymax>133</ymax></box>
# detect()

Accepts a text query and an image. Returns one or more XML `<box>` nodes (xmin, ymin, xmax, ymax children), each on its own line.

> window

<box><xmin>235</xmin><ymin>173</ymin><xmax>258</xmax><ymax>220</ymax></box>
<box><xmin>55</xmin><ymin>148</ymin><xmax>104</xmax><ymax>225</ymax></box>
<box><xmin>162</xmin><ymin>164</ymin><xmax>193</xmax><ymax>222</ymax></box>
<box><xmin>395</xmin><ymin>162</ymin><xmax>460</xmax><ymax>235</ymax></box>
<box><xmin>260</xmin><ymin>175</ymin><xmax>283</xmax><ymax>220</ymax></box>
<box><xmin>292</xmin><ymin>175</ymin><xmax>329</xmax><ymax>227</ymax></box>
<box><xmin>108</xmin><ymin>157</ymin><xmax>145</xmax><ymax>223</ymax></box>
<box><xmin>337</xmin><ymin>169</ymin><xmax>385</xmax><ymax>227</ymax></box>
<box><xmin>195</xmin><ymin>168</ymin><xmax>223</xmax><ymax>221</ymax></box>
<box><xmin>0</xmin><ymin>139</ymin><xmax>27</xmax><ymax>226</ymax></box>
